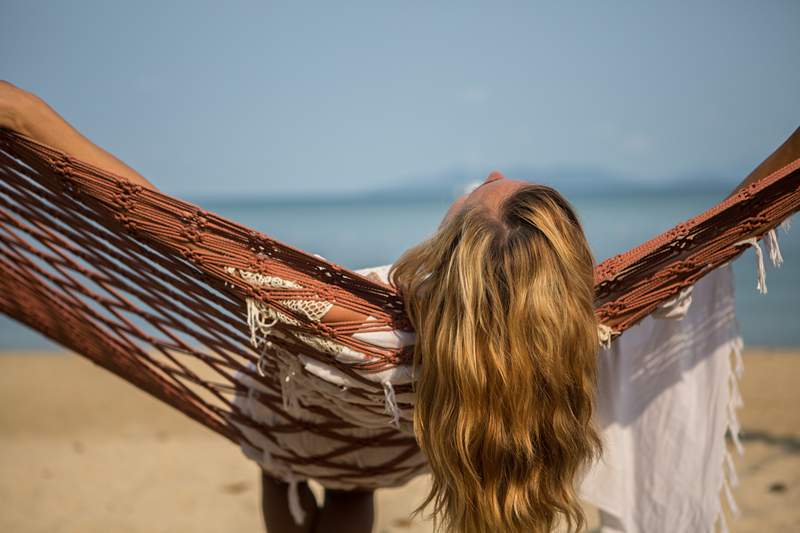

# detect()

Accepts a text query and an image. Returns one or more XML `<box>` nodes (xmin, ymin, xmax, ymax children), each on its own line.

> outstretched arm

<box><xmin>0</xmin><ymin>81</ymin><xmax>155</xmax><ymax>190</ymax></box>
<box><xmin>727</xmin><ymin>126</ymin><xmax>800</xmax><ymax>199</ymax></box>
<box><xmin>0</xmin><ymin>81</ymin><xmax>377</xmax><ymax>324</ymax></box>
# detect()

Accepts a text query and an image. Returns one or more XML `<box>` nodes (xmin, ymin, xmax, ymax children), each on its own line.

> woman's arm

<box><xmin>726</xmin><ymin>126</ymin><xmax>800</xmax><ymax>199</ymax></box>
<box><xmin>0</xmin><ymin>82</ymin><xmax>379</xmax><ymax>324</ymax></box>
<box><xmin>0</xmin><ymin>81</ymin><xmax>156</xmax><ymax>189</ymax></box>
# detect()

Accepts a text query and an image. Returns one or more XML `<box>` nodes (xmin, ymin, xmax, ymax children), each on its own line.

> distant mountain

<box><xmin>356</xmin><ymin>166</ymin><xmax>733</xmax><ymax>201</ymax></box>
<box><xmin>191</xmin><ymin>166</ymin><xmax>734</xmax><ymax>206</ymax></box>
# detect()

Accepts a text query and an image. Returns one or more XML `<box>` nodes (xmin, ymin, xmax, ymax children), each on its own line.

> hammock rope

<box><xmin>1</xmin><ymin>128</ymin><xmax>798</xmax><ymax>484</ymax></box>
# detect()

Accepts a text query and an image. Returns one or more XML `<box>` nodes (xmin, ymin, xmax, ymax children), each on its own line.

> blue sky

<box><xmin>2</xmin><ymin>1</ymin><xmax>798</xmax><ymax>197</ymax></box>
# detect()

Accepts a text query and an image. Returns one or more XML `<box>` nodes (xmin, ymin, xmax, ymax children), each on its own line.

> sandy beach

<box><xmin>0</xmin><ymin>349</ymin><xmax>797</xmax><ymax>532</ymax></box>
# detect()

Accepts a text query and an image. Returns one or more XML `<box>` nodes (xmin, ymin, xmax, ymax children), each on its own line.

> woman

<box><xmin>1</xmin><ymin>81</ymin><xmax>795</xmax><ymax>533</ymax></box>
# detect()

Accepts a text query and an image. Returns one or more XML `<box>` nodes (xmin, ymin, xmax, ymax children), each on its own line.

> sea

<box><xmin>1</xmin><ymin>191</ymin><xmax>798</xmax><ymax>350</ymax></box>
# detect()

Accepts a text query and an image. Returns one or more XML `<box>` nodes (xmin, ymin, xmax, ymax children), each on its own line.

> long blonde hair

<box><xmin>389</xmin><ymin>184</ymin><xmax>601</xmax><ymax>533</ymax></box>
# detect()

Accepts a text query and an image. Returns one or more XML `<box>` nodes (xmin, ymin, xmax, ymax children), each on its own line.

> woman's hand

<box><xmin>0</xmin><ymin>80</ymin><xmax>156</xmax><ymax>189</ymax></box>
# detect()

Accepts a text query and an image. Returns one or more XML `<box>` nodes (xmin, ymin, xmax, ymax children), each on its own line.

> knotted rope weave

<box><xmin>1</xmin><ymin>128</ymin><xmax>798</xmax><ymax>483</ymax></box>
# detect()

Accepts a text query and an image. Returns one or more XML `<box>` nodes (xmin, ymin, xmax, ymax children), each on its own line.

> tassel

<box><xmin>597</xmin><ymin>323</ymin><xmax>616</xmax><ymax>349</ymax></box>
<box><xmin>246</xmin><ymin>298</ymin><xmax>279</xmax><ymax>350</ymax></box>
<box><xmin>246</xmin><ymin>298</ymin><xmax>280</xmax><ymax>378</ymax></box>
<box><xmin>765</xmin><ymin>228</ymin><xmax>783</xmax><ymax>267</ymax></box>
<box><xmin>728</xmin><ymin>410</ymin><xmax>744</xmax><ymax>456</ymax></box>
<box><xmin>287</xmin><ymin>477</ymin><xmax>306</xmax><ymax>526</ymax></box>
<box><xmin>724</xmin><ymin>449</ymin><xmax>739</xmax><ymax>487</ymax></box>
<box><xmin>730</xmin><ymin>366</ymin><xmax>744</xmax><ymax>409</ymax></box>
<box><xmin>247</xmin><ymin>299</ymin><xmax>259</xmax><ymax>348</ymax></box>
<box><xmin>259</xmin><ymin>449</ymin><xmax>305</xmax><ymax>526</ymax></box>
<box><xmin>717</xmin><ymin>505</ymin><xmax>729</xmax><ymax>533</ymax></box>
<box><xmin>382</xmin><ymin>380</ymin><xmax>401</xmax><ymax>429</ymax></box>
<box><xmin>731</xmin><ymin>336</ymin><xmax>744</xmax><ymax>379</ymax></box>
<box><xmin>727</xmin><ymin>371</ymin><xmax>744</xmax><ymax>456</ymax></box>
<box><xmin>257</xmin><ymin>350</ymin><xmax>269</xmax><ymax>378</ymax></box>
<box><xmin>735</xmin><ymin>237</ymin><xmax>767</xmax><ymax>294</ymax></box>
<box><xmin>727</xmin><ymin>372</ymin><xmax>745</xmax><ymax>456</ymax></box>
<box><xmin>279</xmin><ymin>358</ymin><xmax>302</xmax><ymax>414</ymax></box>
<box><xmin>723</xmin><ymin>476</ymin><xmax>740</xmax><ymax>517</ymax></box>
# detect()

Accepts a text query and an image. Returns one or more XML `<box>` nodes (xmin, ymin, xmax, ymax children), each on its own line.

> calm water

<box><xmin>2</xmin><ymin>192</ymin><xmax>798</xmax><ymax>349</ymax></box>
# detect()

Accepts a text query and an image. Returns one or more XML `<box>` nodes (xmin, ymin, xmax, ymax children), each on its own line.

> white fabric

<box><xmin>230</xmin><ymin>263</ymin><xmax>427</xmax><ymax>510</ymax></box>
<box><xmin>233</xmin><ymin>261</ymin><xmax>745</xmax><ymax>532</ymax></box>
<box><xmin>580</xmin><ymin>264</ymin><xmax>743</xmax><ymax>533</ymax></box>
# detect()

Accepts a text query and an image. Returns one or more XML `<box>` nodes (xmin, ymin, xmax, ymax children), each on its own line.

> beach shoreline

<box><xmin>0</xmin><ymin>348</ymin><xmax>797</xmax><ymax>532</ymax></box>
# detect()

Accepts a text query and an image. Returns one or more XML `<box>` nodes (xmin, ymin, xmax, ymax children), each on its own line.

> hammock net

<box><xmin>1</xmin><ymin>128</ymin><xmax>799</xmax><ymax>486</ymax></box>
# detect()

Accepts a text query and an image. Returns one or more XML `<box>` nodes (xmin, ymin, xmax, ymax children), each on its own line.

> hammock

<box><xmin>1</xmin><ymin>128</ymin><xmax>798</xmax><ymax>485</ymax></box>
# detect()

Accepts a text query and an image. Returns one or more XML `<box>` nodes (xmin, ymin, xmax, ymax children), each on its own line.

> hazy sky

<box><xmin>2</xmin><ymin>1</ymin><xmax>798</xmax><ymax>196</ymax></box>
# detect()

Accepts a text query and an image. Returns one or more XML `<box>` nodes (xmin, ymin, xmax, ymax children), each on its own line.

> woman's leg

<box><xmin>261</xmin><ymin>471</ymin><xmax>319</xmax><ymax>533</ymax></box>
<box><xmin>313</xmin><ymin>487</ymin><xmax>375</xmax><ymax>533</ymax></box>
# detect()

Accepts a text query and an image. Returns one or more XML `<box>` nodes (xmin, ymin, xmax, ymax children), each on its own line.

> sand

<box><xmin>0</xmin><ymin>349</ymin><xmax>797</xmax><ymax>532</ymax></box>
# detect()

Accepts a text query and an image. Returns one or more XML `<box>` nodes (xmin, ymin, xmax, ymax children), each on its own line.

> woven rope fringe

<box><xmin>597</xmin><ymin>323</ymin><xmax>617</xmax><ymax>349</ymax></box>
<box><xmin>382</xmin><ymin>380</ymin><xmax>401</xmax><ymax>429</ymax></box>
<box><xmin>765</xmin><ymin>228</ymin><xmax>784</xmax><ymax>268</ymax></box>
<box><xmin>246</xmin><ymin>298</ymin><xmax>279</xmax><ymax>351</ymax></box>
<box><xmin>735</xmin><ymin>237</ymin><xmax>768</xmax><ymax>294</ymax></box>
<box><xmin>714</xmin><ymin>334</ymin><xmax>746</xmax><ymax>533</ymax></box>
<box><xmin>259</xmin><ymin>448</ymin><xmax>307</xmax><ymax>526</ymax></box>
<box><xmin>735</xmin><ymin>225</ymin><xmax>785</xmax><ymax>296</ymax></box>
<box><xmin>287</xmin><ymin>477</ymin><xmax>305</xmax><ymax>526</ymax></box>
<box><xmin>279</xmin><ymin>357</ymin><xmax>303</xmax><ymax>416</ymax></box>
<box><xmin>245</xmin><ymin>297</ymin><xmax>308</xmax><ymax>527</ymax></box>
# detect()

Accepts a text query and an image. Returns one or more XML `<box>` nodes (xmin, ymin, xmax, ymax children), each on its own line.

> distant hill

<box><xmin>192</xmin><ymin>166</ymin><xmax>734</xmax><ymax>206</ymax></box>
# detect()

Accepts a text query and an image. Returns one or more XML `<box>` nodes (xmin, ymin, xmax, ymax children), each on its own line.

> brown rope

<box><xmin>1</xmin><ymin>128</ymin><xmax>798</xmax><ymax>482</ymax></box>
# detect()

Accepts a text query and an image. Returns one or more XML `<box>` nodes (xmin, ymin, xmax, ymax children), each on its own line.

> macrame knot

<box><xmin>119</xmin><ymin>181</ymin><xmax>142</xmax><ymax>196</ymax></box>
<box><xmin>669</xmin><ymin>222</ymin><xmax>689</xmax><ymax>239</ymax></box>
<box><xmin>115</xmin><ymin>213</ymin><xmax>138</xmax><ymax>234</ymax></box>
<box><xmin>739</xmin><ymin>181</ymin><xmax>760</xmax><ymax>200</ymax></box>
<box><xmin>118</xmin><ymin>195</ymin><xmax>136</xmax><ymax>212</ymax></box>
<box><xmin>181</xmin><ymin>225</ymin><xmax>203</xmax><ymax>244</ymax></box>
<box><xmin>594</xmin><ymin>263</ymin><xmax>614</xmax><ymax>280</ymax></box>
<box><xmin>116</xmin><ymin>182</ymin><xmax>141</xmax><ymax>211</ymax></box>
<box><xmin>193</xmin><ymin>213</ymin><xmax>208</xmax><ymax>230</ymax></box>
<box><xmin>180</xmin><ymin>209</ymin><xmax>208</xmax><ymax>229</ymax></box>
<box><xmin>181</xmin><ymin>247</ymin><xmax>202</xmax><ymax>263</ymax></box>
<box><xmin>667</xmin><ymin>259</ymin><xmax>697</xmax><ymax>275</ymax></box>
<box><xmin>59</xmin><ymin>173</ymin><xmax>78</xmax><ymax>195</ymax></box>
<box><xmin>53</xmin><ymin>157</ymin><xmax>78</xmax><ymax>195</ymax></box>
<box><xmin>248</xmin><ymin>255</ymin><xmax>271</xmax><ymax>274</ymax></box>
<box><xmin>602</xmin><ymin>300</ymin><xmax>626</xmax><ymax>315</ymax></box>
<box><xmin>122</xmin><ymin>218</ymin><xmax>138</xmax><ymax>234</ymax></box>
<box><xmin>740</xmin><ymin>215</ymin><xmax>769</xmax><ymax>233</ymax></box>
<box><xmin>52</xmin><ymin>154</ymin><xmax>73</xmax><ymax>174</ymax></box>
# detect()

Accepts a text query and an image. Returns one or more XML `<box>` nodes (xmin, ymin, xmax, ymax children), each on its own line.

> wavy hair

<box><xmin>389</xmin><ymin>184</ymin><xmax>602</xmax><ymax>533</ymax></box>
